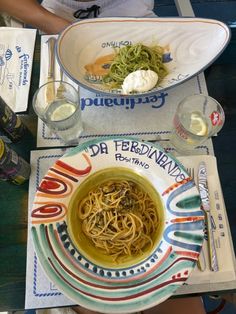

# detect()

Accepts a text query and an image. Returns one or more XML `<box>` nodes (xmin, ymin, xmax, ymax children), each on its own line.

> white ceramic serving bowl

<box><xmin>56</xmin><ymin>17</ymin><xmax>230</xmax><ymax>97</ymax></box>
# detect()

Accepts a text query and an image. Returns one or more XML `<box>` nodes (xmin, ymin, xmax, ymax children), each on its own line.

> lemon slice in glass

<box><xmin>51</xmin><ymin>103</ymin><xmax>76</xmax><ymax>121</ymax></box>
<box><xmin>189</xmin><ymin>112</ymin><xmax>208</xmax><ymax>136</ymax></box>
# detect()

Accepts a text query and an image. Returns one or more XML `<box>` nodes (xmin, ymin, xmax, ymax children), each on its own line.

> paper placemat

<box><xmin>37</xmin><ymin>35</ymin><xmax>208</xmax><ymax>148</ymax></box>
<box><xmin>25</xmin><ymin>147</ymin><xmax>73</xmax><ymax>309</ymax></box>
<box><xmin>25</xmin><ymin>140</ymin><xmax>236</xmax><ymax>309</ymax></box>
<box><xmin>178</xmin><ymin>156</ymin><xmax>236</xmax><ymax>284</ymax></box>
<box><xmin>0</xmin><ymin>27</ymin><xmax>36</xmax><ymax>112</ymax></box>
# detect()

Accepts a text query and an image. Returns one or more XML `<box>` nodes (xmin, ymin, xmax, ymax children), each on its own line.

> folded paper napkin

<box><xmin>37</xmin><ymin>35</ymin><xmax>209</xmax><ymax>147</ymax></box>
<box><xmin>25</xmin><ymin>146</ymin><xmax>236</xmax><ymax>309</ymax></box>
<box><xmin>0</xmin><ymin>27</ymin><xmax>36</xmax><ymax>112</ymax></box>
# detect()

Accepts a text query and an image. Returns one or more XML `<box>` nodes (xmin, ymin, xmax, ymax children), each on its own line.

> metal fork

<box><xmin>187</xmin><ymin>167</ymin><xmax>207</xmax><ymax>272</ymax></box>
<box><xmin>56</xmin><ymin>67</ymin><xmax>66</xmax><ymax>98</ymax></box>
<box><xmin>46</xmin><ymin>37</ymin><xmax>56</xmax><ymax>103</ymax></box>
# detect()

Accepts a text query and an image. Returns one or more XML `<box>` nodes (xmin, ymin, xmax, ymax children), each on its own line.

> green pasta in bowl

<box><xmin>56</xmin><ymin>17</ymin><xmax>230</xmax><ymax>97</ymax></box>
<box><xmin>101</xmin><ymin>43</ymin><xmax>169</xmax><ymax>93</ymax></box>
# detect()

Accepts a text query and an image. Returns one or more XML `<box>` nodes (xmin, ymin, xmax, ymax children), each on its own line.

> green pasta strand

<box><xmin>103</xmin><ymin>43</ymin><xmax>168</xmax><ymax>89</ymax></box>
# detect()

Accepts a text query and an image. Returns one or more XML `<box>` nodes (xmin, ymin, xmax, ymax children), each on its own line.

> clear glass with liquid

<box><xmin>33</xmin><ymin>81</ymin><xmax>83</xmax><ymax>144</ymax></box>
<box><xmin>170</xmin><ymin>94</ymin><xmax>225</xmax><ymax>154</ymax></box>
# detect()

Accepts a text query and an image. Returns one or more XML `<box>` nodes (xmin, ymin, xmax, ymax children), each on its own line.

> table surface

<box><xmin>0</xmin><ymin>24</ymin><xmax>236</xmax><ymax>312</ymax></box>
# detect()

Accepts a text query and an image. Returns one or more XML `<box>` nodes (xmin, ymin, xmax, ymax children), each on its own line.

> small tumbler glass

<box><xmin>170</xmin><ymin>94</ymin><xmax>225</xmax><ymax>154</ymax></box>
<box><xmin>33</xmin><ymin>80</ymin><xmax>83</xmax><ymax>145</ymax></box>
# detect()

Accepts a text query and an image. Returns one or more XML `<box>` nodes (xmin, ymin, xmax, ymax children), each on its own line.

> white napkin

<box><xmin>37</xmin><ymin>35</ymin><xmax>209</xmax><ymax>148</ymax></box>
<box><xmin>0</xmin><ymin>27</ymin><xmax>36</xmax><ymax>112</ymax></box>
<box><xmin>25</xmin><ymin>144</ymin><xmax>236</xmax><ymax>309</ymax></box>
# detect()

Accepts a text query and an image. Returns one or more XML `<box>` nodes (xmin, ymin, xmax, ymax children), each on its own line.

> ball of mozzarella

<box><xmin>122</xmin><ymin>69</ymin><xmax>158</xmax><ymax>94</ymax></box>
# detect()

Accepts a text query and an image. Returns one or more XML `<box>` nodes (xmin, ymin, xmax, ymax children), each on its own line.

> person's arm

<box><xmin>0</xmin><ymin>0</ymin><xmax>70</xmax><ymax>34</ymax></box>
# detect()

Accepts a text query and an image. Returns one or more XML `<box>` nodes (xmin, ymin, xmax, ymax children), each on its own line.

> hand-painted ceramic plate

<box><xmin>31</xmin><ymin>137</ymin><xmax>204</xmax><ymax>313</ymax></box>
<box><xmin>56</xmin><ymin>17</ymin><xmax>230</xmax><ymax>97</ymax></box>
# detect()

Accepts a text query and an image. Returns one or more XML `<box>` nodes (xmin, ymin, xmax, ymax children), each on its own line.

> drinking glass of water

<box><xmin>170</xmin><ymin>94</ymin><xmax>225</xmax><ymax>153</ymax></box>
<box><xmin>33</xmin><ymin>81</ymin><xmax>83</xmax><ymax>144</ymax></box>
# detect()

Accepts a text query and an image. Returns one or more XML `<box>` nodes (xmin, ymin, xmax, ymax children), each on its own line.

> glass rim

<box><xmin>178</xmin><ymin>94</ymin><xmax>224</xmax><ymax>112</ymax></box>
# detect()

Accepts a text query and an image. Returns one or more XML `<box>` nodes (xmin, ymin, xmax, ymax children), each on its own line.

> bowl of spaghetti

<box><xmin>56</xmin><ymin>17</ymin><xmax>230</xmax><ymax>97</ymax></box>
<box><xmin>68</xmin><ymin>167</ymin><xmax>165</xmax><ymax>270</ymax></box>
<box><xmin>31</xmin><ymin>137</ymin><xmax>204</xmax><ymax>313</ymax></box>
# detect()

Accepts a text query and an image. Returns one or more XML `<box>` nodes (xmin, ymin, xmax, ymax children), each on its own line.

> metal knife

<box><xmin>46</xmin><ymin>37</ymin><xmax>56</xmax><ymax>103</ymax></box>
<box><xmin>198</xmin><ymin>161</ymin><xmax>219</xmax><ymax>272</ymax></box>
